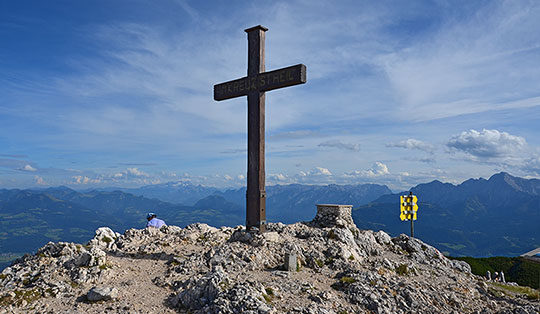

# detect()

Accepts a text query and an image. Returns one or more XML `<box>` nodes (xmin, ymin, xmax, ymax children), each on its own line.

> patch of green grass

<box><xmin>395</xmin><ymin>264</ymin><xmax>409</xmax><ymax>276</ymax></box>
<box><xmin>197</xmin><ymin>234</ymin><xmax>209</xmax><ymax>243</ymax></box>
<box><xmin>0</xmin><ymin>294</ymin><xmax>13</xmax><ymax>306</ymax></box>
<box><xmin>327</xmin><ymin>230</ymin><xmax>336</xmax><ymax>240</ymax></box>
<box><xmin>315</xmin><ymin>258</ymin><xmax>324</xmax><ymax>268</ymax></box>
<box><xmin>487</xmin><ymin>287</ymin><xmax>505</xmax><ymax>298</ymax></box>
<box><xmin>439</xmin><ymin>242</ymin><xmax>466</xmax><ymax>250</ymax></box>
<box><xmin>340</xmin><ymin>276</ymin><xmax>357</xmax><ymax>284</ymax></box>
<box><xmin>490</xmin><ymin>282</ymin><xmax>539</xmax><ymax>300</ymax></box>
<box><xmin>98</xmin><ymin>263</ymin><xmax>113</xmax><ymax>270</ymax></box>
<box><xmin>44</xmin><ymin>288</ymin><xmax>56</xmax><ymax>297</ymax></box>
<box><xmin>262</xmin><ymin>287</ymin><xmax>275</xmax><ymax>303</ymax></box>
<box><xmin>44</xmin><ymin>229</ymin><xmax>63</xmax><ymax>241</ymax></box>
<box><xmin>101</xmin><ymin>236</ymin><xmax>112</xmax><ymax>244</ymax></box>
<box><xmin>450</xmin><ymin>256</ymin><xmax>540</xmax><ymax>290</ymax></box>
<box><xmin>348</xmin><ymin>255</ymin><xmax>355</xmax><ymax>261</ymax></box>
<box><xmin>12</xmin><ymin>288</ymin><xmax>42</xmax><ymax>305</ymax></box>
<box><xmin>0</xmin><ymin>274</ymin><xmax>7</xmax><ymax>280</ymax></box>
<box><xmin>218</xmin><ymin>280</ymin><xmax>230</xmax><ymax>291</ymax></box>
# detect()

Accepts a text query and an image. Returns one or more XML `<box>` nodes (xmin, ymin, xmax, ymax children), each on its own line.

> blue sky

<box><xmin>1</xmin><ymin>0</ymin><xmax>540</xmax><ymax>191</ymax></box>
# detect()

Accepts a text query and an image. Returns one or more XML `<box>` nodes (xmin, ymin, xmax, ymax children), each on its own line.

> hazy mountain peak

<box><xmin>488</xmin><ymin>172</ymin><xmax>540</xmax><ymax>195</ymax></box>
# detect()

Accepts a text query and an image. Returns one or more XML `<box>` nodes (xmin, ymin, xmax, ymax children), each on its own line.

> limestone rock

<box><xmin>87</xmin><ymin>286</ymin><xmax>118</xmax><ymax>302</ymax></box>
<box><xmin>87</xmin><ymin>227</ymin><xmax>120</xmax><ymax>250</ymax></box>
<box><xmin>0</xmin><ymin>206</ymin><xmax>537</xmax><ymax>313</ymax></box>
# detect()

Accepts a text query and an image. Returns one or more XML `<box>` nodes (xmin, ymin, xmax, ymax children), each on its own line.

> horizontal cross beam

<box><xmin>214</xmin><ymin>64</ymin><xmax>306</xmax><ymax>101</ymax></box>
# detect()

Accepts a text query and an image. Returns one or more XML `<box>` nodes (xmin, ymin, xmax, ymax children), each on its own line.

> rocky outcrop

<box><xmin>0</xmin><ymin>211</ymin><xmax>538</xmax><ymax>314</ymax></box>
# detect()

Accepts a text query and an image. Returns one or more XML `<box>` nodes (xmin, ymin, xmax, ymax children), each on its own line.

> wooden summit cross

<box><xmin>213</xmin><ymin>25</ymin><xmax>307</xmax><ymax>232</ymax></box>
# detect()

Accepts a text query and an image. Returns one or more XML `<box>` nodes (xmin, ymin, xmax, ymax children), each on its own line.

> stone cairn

<box><xmin>311</xmin><ymin>204</ymin><xmax>356</xmax><ymax>229</ymax></box>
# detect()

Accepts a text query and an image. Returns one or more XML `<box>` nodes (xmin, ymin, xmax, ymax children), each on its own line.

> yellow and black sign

<box><xmin>400</xmin><ymin>194</ymin><xmax>418</xmax><ymax>221</ymax></box>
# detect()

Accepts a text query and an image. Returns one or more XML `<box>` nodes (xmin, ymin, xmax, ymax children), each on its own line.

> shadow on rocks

<box><xmin>76</xmin><ymin>294</ymin><xmax>88</xmax><ymax>303</ymax></box>
<box><xmin>106</xmin><ymin>251</ymin><xmax>177</xmax><ymax>262</ymax></box>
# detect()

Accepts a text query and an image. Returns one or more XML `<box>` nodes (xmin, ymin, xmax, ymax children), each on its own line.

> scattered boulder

<box><xmin>87</xmin><ymin>227</ymin><xmax>121</xmax><ymax>250</ymax></box>
<box><xmin>86</xmin><ymin>286</ymin><xmax>118</xmax><ymax>302</ymax></box>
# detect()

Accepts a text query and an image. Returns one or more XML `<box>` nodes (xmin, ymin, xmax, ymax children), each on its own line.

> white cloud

<box><xmin>34</xmin><ymin>175</ymin><xmax>45</xmax><ymax>185</ymax></box>
<box><xmin>72</xmin><ymin>175</ymin><xmax>101</xmax><ymax>184</ymax></box>
<box><xmin>318</xmin><ymin>140</ymin><xmax>360</xmax><ymax>152</ymax></box>
<box><xmin>19</xmin><ymin>164</ymin><xmax>38</xmax><ymax>172</ymax></box>
<box><xmin>387</xmin><ymin>139</ymin><xmax>434</xmax><ymax>152</ymax></box>
<box><xmin>447</xmin><ymin>129</ymin><xmax>527</xmax><ymax>159</ymax></box>
<box><xmin>521</xmin><ymin>155</ymin><xmax>540</xmax><ymax>176</ymax></box>
<box><xmin>300</xmin><ymin>167</ymin><xmax>332</xmax><ymax>177</ymax></box>
<box><xmin>127</xmin><ymin>168</ymin><xmax>149</xmax><ymax>177</ymax></box>
<box><xmin>113</xmin><ymin>168</ymin><xmax>150</xmax><ymax>179</ymax></box>
<box><xmin>268</xmin><ymin>173</ymin><xmax>289</xmax><ymax>184</ymax></box>
<box><xmin>345</xmin><ymin>162</ymin><xmax>390</xmax><ymax>178</ymax></box>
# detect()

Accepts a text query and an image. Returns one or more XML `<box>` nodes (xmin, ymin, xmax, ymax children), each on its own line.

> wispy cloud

<box><xmin>269</xmin><ymin>130</ymin><xmax>321</xmax><ymax>140</ymax></box>
<box><xmin>387</xmin><ymin>139</ymin><xmax>434</xmax><ymax>153</ymax></box>
<box><xmin>2</xmin><ymin>1</ymin><xmax>540</xmax><ymax>190</ymax></box>
<box><xmin>118</xmin><ymin>162</ymin><xmax>158</xmax><ymax>166</ymax></box>
<box><xmin>318</xmin><ymin>140</ymin><xmax>360</xmax><ymax>152</ymax></box>
<box><xmin>0</xmin><ymin>154</ymin><xmax>28</xmax><ymax>158</ymax></box>
<box><xmin>379</xmin><ymin>1</ymin><xmax>540</xmax><ymax>121</ymax></box>
<box><xmin>220</xmin><ymin>148</ymin><xmax>247</xmax><ymax>154</ymax></box>
<box><xmin>34</xmin><ymin>176</ymin><xmax>45</xmax><ymax>185</ymax></box>
<box><xmin>344</xmin><ymin>162</ymin><xmax>390</xmax><ymax>178</ymax></box>
<box><xmin>19</xmin><ymin>164</ymin><xmax>37</xmax><ymax>172</ymax></box>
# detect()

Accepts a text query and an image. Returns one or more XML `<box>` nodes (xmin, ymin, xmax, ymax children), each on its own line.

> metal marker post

<box><xmin>409</xmin><ymin>191</ymin><xmax>414</xmax><ymax>238</ymax></box>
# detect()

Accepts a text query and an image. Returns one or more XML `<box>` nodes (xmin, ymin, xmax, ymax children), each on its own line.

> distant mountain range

<box><xmin>353</xmin><ymin>172</ymin><xmax>540</xmax><ymax>257</ymax></box>
<box><xmin>0</xmin><ymin>183</ymin><xmax>389</xmax><ymax>269</ymax></box>
<box><xmin>0</xmin><ymin>188</ymin><xmax>242</xmax><ymax>269</ymax></box>
<box><xmin>1</xmin><ymin>172</ymin><xmax>539</xmax><ymax>269</ymax></box>
<box><xmin>215</xmin><ymin>183</ymin><xmax>393</xmax><ymax>223</ymax></box>
<box><xmin>98</xmin><ymin>181</ymin><xmax>220</xmax><ymax>205</ymax></box>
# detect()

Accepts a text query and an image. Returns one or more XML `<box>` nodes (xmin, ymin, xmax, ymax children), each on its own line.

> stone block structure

<box><xmin>312</xmin><ymin>204</ymin><xmax>355</xmax><ymax>229</ymax></box>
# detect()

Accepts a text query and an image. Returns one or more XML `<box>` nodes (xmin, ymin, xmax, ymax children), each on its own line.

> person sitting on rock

<box><xmin>146</xmin><ymin>213</ymin><xmax>167</xmax><ymax>228</ymax></box>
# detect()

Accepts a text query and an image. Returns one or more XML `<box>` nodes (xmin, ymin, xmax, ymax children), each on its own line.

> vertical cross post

<box><xmin>245</xmin><ymin>25</ymin><xmax>267</xmax><ymax>232</ymax></box>
<box><xmin>213</xmin><ymin>25</ymin><xmax>306</xmax><ymax>233</ymax></box>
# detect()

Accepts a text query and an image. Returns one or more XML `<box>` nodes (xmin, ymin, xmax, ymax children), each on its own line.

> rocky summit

<box><xmin>0</xmin><ymin>206</ymin><xmax>538</xmax><ymax>314</ymax></box>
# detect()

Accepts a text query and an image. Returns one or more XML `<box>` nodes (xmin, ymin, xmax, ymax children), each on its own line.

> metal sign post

<box><xmin>400</xmin><ymin>191</ymin><xmax>418</xmax><ymax>238</ymax></box>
